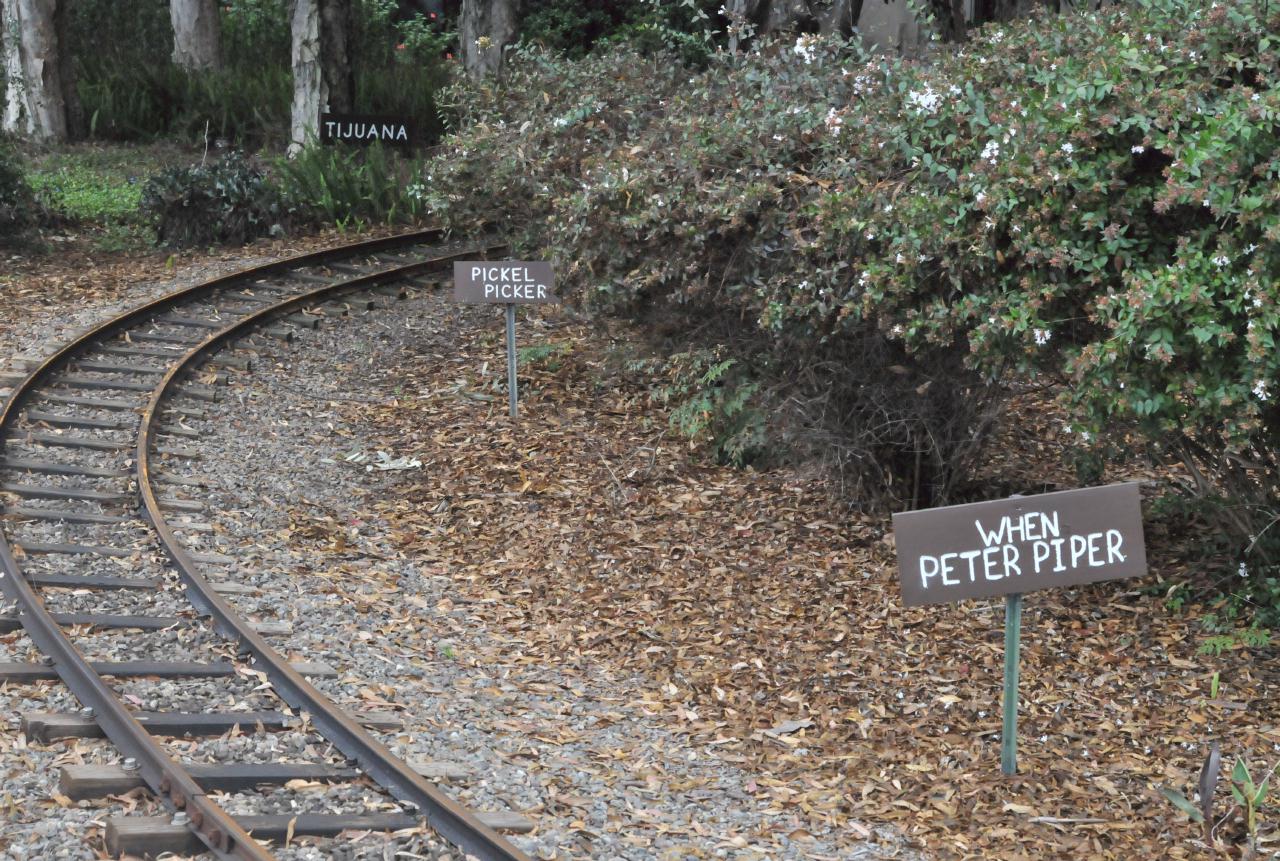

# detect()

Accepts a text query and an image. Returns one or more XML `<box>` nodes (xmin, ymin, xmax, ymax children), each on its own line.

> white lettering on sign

<box><xmin>324</xmin><ymin>121</ymin><xmax>410</xmax><ymax>142</ymax></box>
<box><xmin>917</xmin><ymin>507</ymin><xmax>1129</xmax><ymax>592</ymax></box>
<box><xmin>454</xmin><ymin>260</ymin><xmax>557</xmax><ymax>305</ymax></box>
<box><xmin>482</xmin><ymin>283</ymin><xmax>549</xmax><ymax>300</ymax></box>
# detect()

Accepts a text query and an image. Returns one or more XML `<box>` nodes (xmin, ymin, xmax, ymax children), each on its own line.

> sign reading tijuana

<box><xmin>894</xmin><ymin>483</ymin><xmax>1146</xmax><ymax>607</ymax></box>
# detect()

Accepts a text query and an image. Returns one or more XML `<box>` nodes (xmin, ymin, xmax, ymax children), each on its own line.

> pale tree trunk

<box><xmin>460</xmin><ymin>0</ymin><xmax>520</xmax><ymax>81</ymax></box>
<box><xmin>170</xmin><ymin>0</ymin><xmax>222</xmax><ymax>71</ymax></box>
<box><xmin>2</xmin><ymin>0</ymin><xmax>69</xmax><ymax>140</ymax></box>
<box><xmin>2</xmin><ymin>0</ymin><xmax>27</xmax><ymax>134</ymax></box>
<box><xmin>288</xmin><ymin>0</ymin><xmax>352</xmax><ymax>152</ymax></box>
<box><xmin>289</xmin><ymin>0</ymin><xmax>323</xmax><ymax>152</ymax></box>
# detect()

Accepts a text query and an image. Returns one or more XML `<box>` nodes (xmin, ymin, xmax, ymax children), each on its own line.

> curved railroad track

<box><xmin>0</xmin><ymin>229</ymin><xmax>534</xmax><ymax>861</ymax></box>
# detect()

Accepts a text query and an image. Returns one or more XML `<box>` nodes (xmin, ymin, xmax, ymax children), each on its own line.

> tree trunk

<box><xmin>289</xmin><ymin>0</ymin><xmax>323</xmax><ymax>152</ymax></box>
<box><xmin>2</xmin><ymin>0</ymin><xmax>26</xmax><ymax>134</ymax></box>
<box><xmin>170</xmin><ymin>0</ymin><xmax>222</xmax><ymax>71</ymax></box>
<box><xmin>727</xmin><ymin>0</ymin><xmax>855</xmax><ymax>47</ymax></box>
<box><xmin>820</xmin><ymin>0</ymin><xmax>861</xmax><ymax>36</ymax></box>
<box><xmin>318</xmin><ymin>0</ymin><xmax>352</xmax><ymax>114</ymax></box>
<box><xmin>3</xmin><ymin>0</ymin><xmax>68</xmax><ymax>140</ymax></box>
<box><xmin>53</xmin><ymin>0</ymin><xmax>79</xmax><ymax>138</ymax></box>
<box><xmin>763</xmin><ymin>0</ymin><xmax>814</xmax><ymax>33</ymax></box>
<box><xmin>460</xmin><ymin>0</ymin><xmax>520</xmax><ymax>81</ymax></box>
<box><xmin>288</xmin><ymin>0</ymin><xmax>352</xmax><ymax>152</ymax></box>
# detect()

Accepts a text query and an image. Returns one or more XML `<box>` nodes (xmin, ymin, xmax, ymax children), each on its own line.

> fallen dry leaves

<box><xmin>0</xmin><ymin>225</ymin><xmax>414</xmax><ymax>352</ymax></box>
<box><xmin>340</xmin><ymin>306</ymin><xmax>1280</xmax><ymax>861</ymax></box>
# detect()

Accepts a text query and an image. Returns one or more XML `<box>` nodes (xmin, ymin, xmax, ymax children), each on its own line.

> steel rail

<box><xmin>136</xmin><ymin>247</ymin><xmax>534</xmax><ymax>861</ymax></box>
<box><xmin>0</xmin><ymin>228</ymin><xmax>466</xmax><ymax>861</ymax></box>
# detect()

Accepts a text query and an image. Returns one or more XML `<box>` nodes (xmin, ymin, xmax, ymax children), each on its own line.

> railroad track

<box><xmin>0</xmin><ymin>229</ymin><xmax>535</xmax><ymax>861</ymax></box>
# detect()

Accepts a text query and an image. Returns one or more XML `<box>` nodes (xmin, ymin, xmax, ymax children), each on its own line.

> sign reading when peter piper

<box><xmin>894</xmin><ymin>482</ymin><xmax>1147</xmax><ymax>777</ymax></box>
<box><xmin>320</xmin><ymin>113</ymin><xmax>414</xmax><ymax>146</ymax></box>
<box><xmin>894</xmin><ymin>483</ymin><xmax>1147</xmax><ymax>607</ymax></box>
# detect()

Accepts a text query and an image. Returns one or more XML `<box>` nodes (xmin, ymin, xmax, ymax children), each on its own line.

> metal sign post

<box><xmin>1001</xmin><ymin>591</ymin><xmax>1023</xmax><ymax>775</ymax></box>
<box><xmin>505</xmin><ymin>303</ymin><xmax>518</xmax><ymax>418</ymax></box>
<box><xmin>891</xmin><ymin>482</ymin><xmax>1147</xmax><ymax>776</ymax></box>
<box><xmin>453</xmin><ymin>261</ymin><xmax>557</xmax><ymax>421</ymax></box>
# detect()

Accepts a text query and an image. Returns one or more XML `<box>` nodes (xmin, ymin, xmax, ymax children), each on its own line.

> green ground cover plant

<box><xmin>25</xmin><ymin>146</ymin><xmax>192</xmax><ymax>250</ymax></box>
<box><xmin>424</xmin><ymin>0</ymin><xmax>1280</xmax><ymax>623</ymax></box>
<box><xmin>140</xmin><ymin>151</ymin><xmax>290</xmax><ymax>247</ymax></box>
<box><xmin>0</xmin><ymin>136</ymin><xmax>34</xmax><ymax>236</ymax></box>
<box><xmin>277</xmin><ymin>142</ymin><xmax>428</xmax><ymax>228</ymax></box>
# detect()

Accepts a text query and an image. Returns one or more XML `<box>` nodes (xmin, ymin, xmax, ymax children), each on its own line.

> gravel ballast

<box><xmin>1</xmin><ymin>235</ymin><xmax>913</xmax><ymax>860</ymax></box>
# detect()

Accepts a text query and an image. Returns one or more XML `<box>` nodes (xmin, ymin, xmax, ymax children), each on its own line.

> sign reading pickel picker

<box><xmin>453</xmin><ymin>261</ymin><xmax>558</xmax><ymax>419</ymax></box>
<box><xmin>893</xmin><ymin>482</ymin><xmax>1146</xmax><ymax>776</ymax></box>
<box><xmin>320</xmin><ymin>113</ymin><xmax>415</xmax><ymax>146</ymax></box>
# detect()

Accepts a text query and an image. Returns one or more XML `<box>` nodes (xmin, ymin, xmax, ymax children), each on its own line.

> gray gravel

<box><xmin>1</xmin><ymin>242</ymin><xmax>921</xmax><ymax>860</ymax></box>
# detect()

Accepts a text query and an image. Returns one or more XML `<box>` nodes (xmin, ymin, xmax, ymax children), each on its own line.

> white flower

<box><xmin>1252</xmin><ymin>93</ymin><xmax>1261</xmax><ymax>102</ymax></box>
<box><xmin>981</xmin><ymin>140</ymin><xmax>1000</xmax><ymax>164</ymax></box>
<box><xmin>1212</xmin><ymin>255</ymin><xmax>1230</xmax><ymax>267</ymax></box>
<box><xmin>824</xmin><ymin>107</ymin><xmax>843</xmax><ymax>136</ymax></box>
<box><xmin>895</xmin><ymin>253</ymin><xmax>906</xmax><ymax>264</ymax></box>
<box><xmin>1239</xmin><ymin>562</ymin><xmax>1249</xmax><ymax>578</ymax></box>
<box><xmin>1060</xmin><ymin>142</ymin><xmax>1075</xmax><ymax>155</ymax></box>
<box><xmin>859</xmin><ymin>272</ymin><xmax>871</xmax><ymax>286</ymax></box>
<box><xmin>906</xmin><ymin>87</ymin><xmax>942</xmax><ymax>115</ymax></box>
<box><xmin>1254</xmin><ymin>380</ymin><xmax>1270</xmax><ymax>401</ymax></box>
<box><xmin>793</xmin><ymin>35</ymin><xmax>819</xmax><ymax>64</ymax></box>
<box><xmin>1034</xmin><ymin>328</ymin><xmax>1051</xmax><ymax>345</ymax></box>
<box><xmin>1245</xmin><ymin>243</ymin><xmax>1258</xmax><ymax>254</ymax></box>
<box><xmin>1131</xmin><ymin>145</ymin><xmax>1145</xmax><ymax>154</ymax></box>
<box><xmin>975</xmin><ymin>190</ymin><xmax>987</xmax><ymax>206</ymax></box>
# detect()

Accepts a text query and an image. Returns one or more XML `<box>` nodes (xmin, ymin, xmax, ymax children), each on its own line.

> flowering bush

<box><xmin>425</xmin><ymin>0</ymin><xmax>1280</xmax><ymax>595</ymax></box>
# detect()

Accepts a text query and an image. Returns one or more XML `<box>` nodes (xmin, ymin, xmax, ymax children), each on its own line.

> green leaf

<box><xmin>1160</xmin><ymin>787</ymin><xmax>1205</xmax><ymax>823</ymax></box>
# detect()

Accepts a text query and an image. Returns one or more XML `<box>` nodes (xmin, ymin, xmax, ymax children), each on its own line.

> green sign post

<box><xmin>892</xmin><ymin>483</ymin><xmax>1147</xmax><ymax>775</ymax></box>
<box><xmin>1001</xmin><ymin>591</ymin><xmax>1022</xmax><ymax>775</ymax></box>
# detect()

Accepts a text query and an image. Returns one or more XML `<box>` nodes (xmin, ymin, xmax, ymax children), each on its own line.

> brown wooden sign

<box><xmin>453</xmin><ymin>262</ymin><xmax>557</xmax><ymax>305</ymax></box>
<box><xmin>893</xmin><ymin>483</ymin><xmax>1147</xmax><ymax>607</ymax></box>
